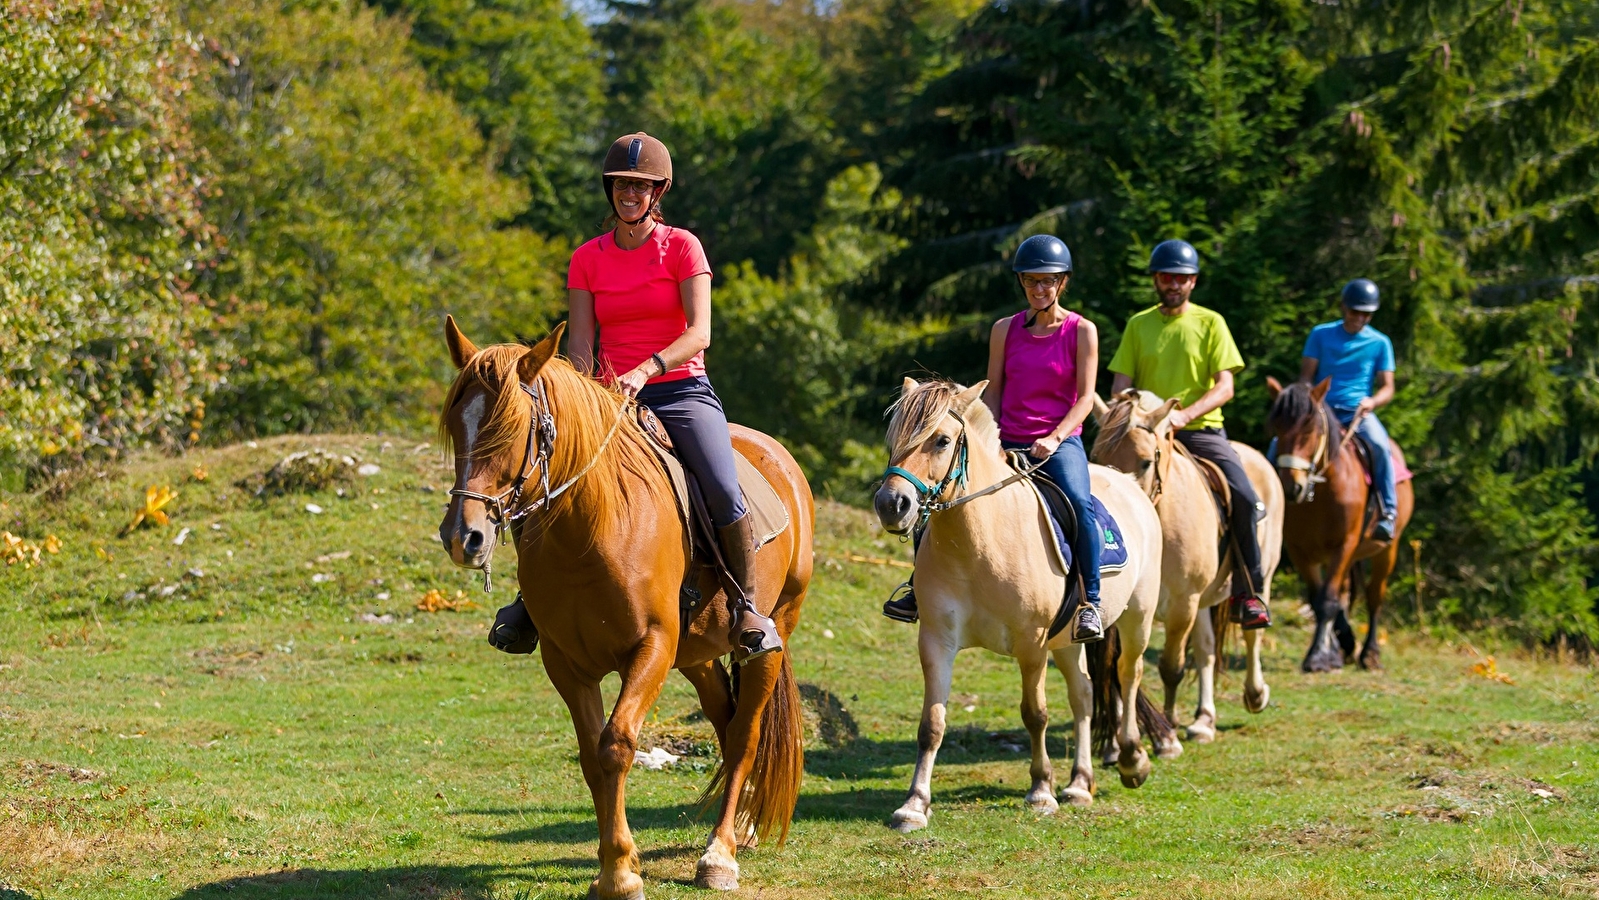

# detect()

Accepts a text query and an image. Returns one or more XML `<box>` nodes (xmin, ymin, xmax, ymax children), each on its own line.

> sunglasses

<box><xmin>1020</xmin><ymin>274</ymin><xmax>1066</xmax><ymax>289</ymax></box>
<box><xmin>612</xmin><ymin>178</ymin><xmax>658</xmax><ymax>195</ymax></box>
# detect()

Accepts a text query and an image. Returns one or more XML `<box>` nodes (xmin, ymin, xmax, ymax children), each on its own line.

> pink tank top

<box><xmin>998</xmin><ymin>310</ymin><xmax>1082</xmax><ymax>443</ymax></box>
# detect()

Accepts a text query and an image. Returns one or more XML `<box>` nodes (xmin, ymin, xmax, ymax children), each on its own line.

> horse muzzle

<box><xmin>439</xmin><ymin>505</ymin><xmax>495</xmax><ymax>569</ymax></box>
<box><xmin>874</xmin><ymin>481</ymin><xmax>918</xmax><ymax>535</ymax></box>
<box><xmin>1276</xmin><ymin>455</ymin><xmax>1316</xmax><ymax>503</ymax></box>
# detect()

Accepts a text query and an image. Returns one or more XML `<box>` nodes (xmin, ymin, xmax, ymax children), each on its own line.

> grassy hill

<box><xmin>1</xmin><ymin>436</ymin><xmax>1596</xmax><ymax>899</ymax></box>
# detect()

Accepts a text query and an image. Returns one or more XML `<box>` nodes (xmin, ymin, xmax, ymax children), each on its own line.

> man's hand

<box><xmin>615</xmin><ymin>364</ymin><xmax>653</xmax><ymax>399</ymax></box>
<box><xmin>1167</xmin><ymin>407</ymin><xmax>1193</xmax><ymax>430</ymax></box>
<box><xmin>1030</xmin><ymin>434</ymin><xmax>1062</xmax><ymax>461</ymax></box>
<box><xmin>1355</xmin><ymin>397</ymin><xmax>1376</xmax><ymax>416</ymax></box>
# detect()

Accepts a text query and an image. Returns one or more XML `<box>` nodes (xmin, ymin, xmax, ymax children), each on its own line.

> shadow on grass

<box><xmin>170</xmin><ymin>864</ymin><xmax>559</xmax><ymax>900</ymax></box>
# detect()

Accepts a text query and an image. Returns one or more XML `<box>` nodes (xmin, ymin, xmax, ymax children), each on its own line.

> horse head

<box><xmin>1265</xmin><ymin>376</ymin><xmax>1335</xmax><ymax>503</ymax></box>
<box><xmin>436</xmin><ymin>315</ymin><xmax>565</xmax><ymax>570</ymax></box>
<box><xmin>1091</xmin><ymin>389</ymin><xmax>1179</xmax><ymax>500</ymax></box>
<box><xmin>875</xmin><ymin>377</ymin><xmax>989</xmax><ymax>535</ymax></box>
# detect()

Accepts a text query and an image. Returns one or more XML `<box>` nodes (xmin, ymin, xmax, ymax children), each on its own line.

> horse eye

<box><xmin>934</xmin><ymin>435</ymin><xmax>952</xmax><ymax>450</ymax></box>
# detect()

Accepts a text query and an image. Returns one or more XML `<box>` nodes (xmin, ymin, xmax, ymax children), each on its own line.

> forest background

<box><xmin>3</xmin><ymin>0</ymin><xmax>1597</xmax><ymax>645</ymax></box>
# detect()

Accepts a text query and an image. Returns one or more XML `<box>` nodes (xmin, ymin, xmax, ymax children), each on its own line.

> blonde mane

<box><xmin>886</xmin><ymin>380</ymin><xmax>1000</xmax><ymax>461</ymax></box>
<box><xmin>438</xmin><ymin>344</ymin><xmax>669</xmax><ymax>527</ymax></box>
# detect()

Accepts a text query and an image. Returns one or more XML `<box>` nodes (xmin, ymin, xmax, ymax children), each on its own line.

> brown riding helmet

<box><xmin>602</xmin><ymin>132</ymin><xmax>673</xmax><ymax>190</ymax></box>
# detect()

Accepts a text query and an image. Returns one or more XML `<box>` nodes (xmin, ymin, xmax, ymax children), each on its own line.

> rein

<box><xmin>449</xmin><ymin>377</ymin><xmax>634</xmax><ymax>590</ymax></box>
<box><xmin>881</xmin><ymin>408</ymin><xmax>1047</xmax><ymax>535</ymax></box>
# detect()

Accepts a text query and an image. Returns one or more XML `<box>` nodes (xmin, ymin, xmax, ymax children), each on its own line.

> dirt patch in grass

<box><xmin>1257</xmin><ymin>818</ymin><xmax>1377</xmax><ymax>852</ymax></box>
<box><xmin>14</xmin><ymin>759</ymin><xmax>102</xmax><ymax>784</ymax></box>
<box><xmin>190</xmin><ymin>644</ymin><xmax>270</xmax><ymax>677</ymax></box>
<box><xmin>1472</xmin><ymin>843</ymin><xmax>1599</xmax><ymax>898</ymax></box>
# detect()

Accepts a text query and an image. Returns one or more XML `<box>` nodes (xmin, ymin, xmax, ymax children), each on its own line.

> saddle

<box><xmin>1348</xmin><ymin>431</ymin><xmax>1414</xmax><ymax>538</ymax></box>
<box><xmin>636</xmin><ymin>407</ymin><xmax>790</xmax><ymax>625</ymax></box>
<box><xmin>1003</xmin><ymin>452</ymin><xmax>1128</xmax><ymax>641</ymax></box>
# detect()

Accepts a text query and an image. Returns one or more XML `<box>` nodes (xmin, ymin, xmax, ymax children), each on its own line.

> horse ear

<box><xmin>1310</xmin><ymin>377</ymin><xmax>1332</xmax><ymax>403</ymax></box>
<box><xmin>1265</xmin><ymin>375</ymin><xmax>1284</xmax><ymax>401</ymax></box>
<box><xmin>1151</xmin><ymin>397</ymin><xmax>1182</xmax><ymax>432</ymax></box>
<box><xmin>444</xmin><ymin>315</ymin><xmax>478</xmax><ymax>369</ymax></box>
<box><xmin>1091</xmin><ymin>392</ymin><xmax>1110</xmax><ymax>420</ymax></box>
<box><xmin>902</xmin><ymin>376</ymin><xmax>918</xmax><ymax>395</ymax></box>
<box><xmin>954</xmin><ymin>380</ymin><xmax>988</xmax><ymax>413</ymax></box>
<box><xmin>518</xmin><ymin>321</ymin><xmax>567</xmax><ymax>381</ymax></box>
<box><xmin>1117</xmin><ymin>387</ymin><xmax>1141</xmax><ymax>403</ymax></box>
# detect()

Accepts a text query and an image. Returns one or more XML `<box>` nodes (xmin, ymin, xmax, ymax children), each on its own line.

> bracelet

<box><xmin>650</xmin><ymin>353</ymin><xmax>668</xmax><ymax>377</ymax></box>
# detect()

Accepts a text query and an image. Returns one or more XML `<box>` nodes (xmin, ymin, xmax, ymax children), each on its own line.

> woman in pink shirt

<box><xmin>489</xmin><ymin>132</ymin><xmax>782</xmax><ymax>662</ymax></box>
<box><xmin>883</xmin><ymin>235</ymin><xmax>1104</xmax><ymax>643</ymax></box>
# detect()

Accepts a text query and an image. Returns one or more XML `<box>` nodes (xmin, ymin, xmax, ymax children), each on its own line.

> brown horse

<box><xmin>1265</xmin><ymin>377</ymin><xmax>1414</xmax><ymax>673</ymax></box>
<box><xmin>437</xmin><ymin>318</ymin><xmax>813</xmax><ymax>899</ymax></box>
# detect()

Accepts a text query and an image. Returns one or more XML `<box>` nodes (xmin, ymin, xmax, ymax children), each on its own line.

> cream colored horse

<box><xmin>1091</xmin><ymin>390</ymin><xmax>1283</xmax><ymax>743</ymax></box>
<box><xmin>873</xmin><ymin>378</ymin><xmax>1166</xmax><ymax>830</ymax></box>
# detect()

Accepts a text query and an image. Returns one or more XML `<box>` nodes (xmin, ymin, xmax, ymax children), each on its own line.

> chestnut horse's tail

<box><xmin>1086</xmin><ymin>626</ymin><xmax>1178</xmax><ymax>758</ymax></box>
<box><xmin>699</xmin><ymin>651</ymin><xmax>804</xmax><ymax>846</ymax></box>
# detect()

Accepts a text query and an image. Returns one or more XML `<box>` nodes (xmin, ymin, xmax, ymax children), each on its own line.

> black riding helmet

<box><xmin>1341</xmin><ymin>278</ymin><xmax>1380</xmax><ymax>312</ymax></box>
<box><xmin>1148</xmin><ymin>239</ymin><xmax>1200</xmax><ymax>275</ymax></box>
<box><xmin>1013</xmin><ymin>234</ymin><xmax>1073</xmax><ymax>273</ymax></box>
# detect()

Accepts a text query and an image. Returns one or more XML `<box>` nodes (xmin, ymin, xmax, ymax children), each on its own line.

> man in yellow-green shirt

<box><xmin>1107</xmin><ymin>239</ymin><xmax>1271</xmax><ymax>629</ymax></box>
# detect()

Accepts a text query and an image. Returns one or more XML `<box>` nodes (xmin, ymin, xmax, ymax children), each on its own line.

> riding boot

<box><xmin>717</xmin><ymin>513</ymin><xmax>783</xmax><ymax>662</ymax></box>
<box><xmin>1372</xmin><ymin>513</ymin><xmax>1397</xmax><ymax>542</ymax></box>
<box><xmin>488</xmin><ymin>592</ymin><xmax>538</xmax><ymax>654</ymax></box>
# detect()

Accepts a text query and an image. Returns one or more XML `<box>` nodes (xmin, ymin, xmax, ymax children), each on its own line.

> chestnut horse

<box><xmin>437</xmin><ymin>318</ymin><xmax>813</xmax><ymax>899</ymax></box>
<box><xmin>1265</xmin><ymin>377</ymin><xmax>1414</xmax><ymax>673</ymax></box>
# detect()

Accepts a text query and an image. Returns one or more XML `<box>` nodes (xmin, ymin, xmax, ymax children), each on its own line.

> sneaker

<box><xmin>1070</xmin><ymin>604</ymin><xmax>1106</xmax><ymax>644</ymax></box>
<box><xmin>1230</xmin><ymin>596</ymin><xmax>1272</xmax><ymax>630</ymax></box>
<box><xmin>882</xmin><ymin>582</ymin><xmax>918</xmax><ymax>623</ymax></box>
<box><xmin>1372</xmin><ymin>514</ymin><xmax>1397</xmax><ymax>542</ymax></box>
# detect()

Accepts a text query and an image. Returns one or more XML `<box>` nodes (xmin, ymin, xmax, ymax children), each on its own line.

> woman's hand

<box><xmin>616</xmin><ymin>364</ymin><xmax>653</xmax><ymax>399</ymax></box>
<box><xmin>1030</xmin><ymin>434</ymin><xmax>1062</xmax><ymax>460</ymax></box>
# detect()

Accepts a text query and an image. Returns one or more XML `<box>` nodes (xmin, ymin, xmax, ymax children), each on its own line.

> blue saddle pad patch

<box><xmin>1042</xmin><ymin>493</ymin><xmax>1129</xmax><ymax>574</ymax></box>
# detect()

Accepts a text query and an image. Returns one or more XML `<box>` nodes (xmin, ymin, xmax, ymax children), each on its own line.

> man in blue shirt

<box><xmin>1299</xmin><ymin>278</ymin><xmax>1398</xmax><ymax>540</ymax></box>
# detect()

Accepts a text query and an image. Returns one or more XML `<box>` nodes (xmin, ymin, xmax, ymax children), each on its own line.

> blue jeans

<box><xmin>636</xmin><ymin>376</ymin><xmax>747</xmax><ymax>527</ymax></box>
<box><xmin>1002</xmin><ymin>436</ymin><xmax>1100</xmax><ymax>606</ymax></box>
<box><xmin>1267</xmin><ymin>411</ymin><xmax>1397</xmax><ymax>518</ymax></box>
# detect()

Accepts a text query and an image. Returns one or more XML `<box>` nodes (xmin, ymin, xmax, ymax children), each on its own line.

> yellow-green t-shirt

<box><xmin>1107</xmin><ymin>303</ymin><xmax>1245</xmax><ymax>430</ymax></box>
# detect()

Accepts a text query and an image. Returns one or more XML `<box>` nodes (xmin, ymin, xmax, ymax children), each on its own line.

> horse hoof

<box><xmin>1359</xmin><ymin>652</ymin><xmax>1382</xmax><ymax>671</ymax></box>
<box><xmin>1302</xmin><ymin>653</ymin><xmax>1343</xmax><ymax>674</ymax></box>
<box><xmin>1153</xmin><ymin>735</ymin><xmax>1184</xmax><ymax>760</ymax></box>
<box><xmin>588</xmin><ymin>883</ymin><xmax>645</xmax><ymax>900</ymax></box>
<box><xmin>1117</xmin><ymin>747</ymin><xmax>1152</xmax><ymax>789</ymax></box>
<box><xmin>693</xmin><ymin>868</ymin><xmax>738</xmax><ymax>892</ymax></box>
<box><xmin>1060</xmin><ymin>785</ymin><xmax>1093</xmax><ymax>807</ymax></box>
<box><xmin>1244</xmin><ymin>683</ymin><xmax>1271</xmax><ymax>714</ymax></box>
<box><xmin>889</xmin><ymin>808</ymin><xmax>928</xmax><ymax>833</ymax></box>
<box><xmin>1185</xmin><ymin>720</ymin><xmax>1216</xmax><ymax>744</ymax></box>
<box><xmin>1026</xmin><ymin>788</ymin><xmax>1059</xmax><ymax>815</ymax></box>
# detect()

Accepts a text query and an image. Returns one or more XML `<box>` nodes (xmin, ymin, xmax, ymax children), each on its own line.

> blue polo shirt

<box><xmin>1302</xmin><ymin>322</ymin><xmax>1395</xmax><ymax>411</ymax></box>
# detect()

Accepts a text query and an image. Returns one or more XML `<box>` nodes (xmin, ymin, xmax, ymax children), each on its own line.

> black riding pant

<box><xmin>1174</xmin><ymin>427</ymin><xmax>1266</xmax><ymax>597</ymax></box>
<box><xmin>637</xmin><ymin>375</ymin><xmax>747</xmax><ymax>528</ymax></box>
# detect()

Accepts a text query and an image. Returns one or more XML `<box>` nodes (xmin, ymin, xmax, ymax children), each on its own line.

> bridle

<box><xmin>1095</xmin><ymin>405</ymin><xmax>1167</xmax><ymax>503</ymax></box>
<box><xmin>448</xmin><ymin>377</ymin><xmax>632</xmax><ymax>590</ymax></box>
<box><xmin>881</xmin><ymin>407</ymin><xmax>1047</xmax><ymax>535</ymax></box>
<box><xmin>1274</xmin><ymin>405</ymin><xmax>1335</xmax><ymax>502</ymax></box>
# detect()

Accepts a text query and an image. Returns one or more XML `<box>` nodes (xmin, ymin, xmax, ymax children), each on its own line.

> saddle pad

<box><xmin>646</xmin><ymin>438</ymin><xmax>789</xmax><ymax>549</ymax></box>
<box><xmin>1356</xmin><ymin>436</ymin><xmax>1415</xmax><ymax>485</ymax></box>
<box><xmin>1029</xmin><ymin>480</ymin><xmax>1129</xmax><ymax>576</ymax></box>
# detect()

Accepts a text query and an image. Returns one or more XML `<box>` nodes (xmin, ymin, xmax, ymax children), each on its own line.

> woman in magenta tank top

<box><xmin>884</xmin><ymin>234</ymin><xmax>1104</xmax><ymax>643</ymax></box>
<box><xmin>485</xmin><ymin>132</ymin><xmax>782</xmax><ymax>662</ymax></box>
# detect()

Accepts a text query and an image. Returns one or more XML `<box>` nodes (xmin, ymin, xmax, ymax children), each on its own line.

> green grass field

<box><xmin>2</xmin><ymin>435</ymin><xmax>1596</xmax><ymax>899</ymax></box>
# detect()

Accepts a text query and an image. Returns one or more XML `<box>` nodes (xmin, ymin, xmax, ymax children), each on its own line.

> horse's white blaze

<box><xmin>445</xmin><ymin>391</ymin><xmax>490</xmax><ymax>566</ymax></box>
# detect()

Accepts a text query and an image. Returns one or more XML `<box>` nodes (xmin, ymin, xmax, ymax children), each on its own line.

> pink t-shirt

<box><xmin>998</xmin><ymin>310</ymin><xmax>1083</xmax><ymax>443</ymax></box>
<box><xmin>567</xmin><ymin>225</ymin><xmax>711</xmax><ymax>383</ymax></box>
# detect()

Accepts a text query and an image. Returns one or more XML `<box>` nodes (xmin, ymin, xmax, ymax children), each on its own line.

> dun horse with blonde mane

<box><xmin>874</xmin><ymin>378</ymin><xmax>1170</xmax><ymax>828</ymax></box>
<box><xmin>436</xmin><ymin>318</ymin><xmax>813</xmax><ymax>900</ymax></box>
<box><xmin>1092</xmin><ymin>390</ymin><xmax>1283</xmax><ymax>741</ymax></box>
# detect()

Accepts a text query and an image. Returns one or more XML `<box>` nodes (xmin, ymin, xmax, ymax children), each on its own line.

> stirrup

<box><xmin>882</xmin><ymin>581</ymin><xmax>918</xmax><ymax>623</ymax></box>
<box><xmin>1230</xmin><ymin>595</ymin><xmax>1272</xmax><ymax>630</ymax></box>
<box><xmin>1070</xmin><ymin>604</ymin><xmax>1105</xmax><ymax>644</ymax></box>
<box><xmin>488</xmin><ymin>594</ymin><xmax>538</xmax><ymax>654</ymax></box>
<box><xmin>1372</xmin><ymin>515</ymin><xmax>1397</xmax><ymax>541</ymax></box>
<box><xmin>731</xmin><ymin>602</ymin><xmax>783</xmax><ymax>663</ymax></box>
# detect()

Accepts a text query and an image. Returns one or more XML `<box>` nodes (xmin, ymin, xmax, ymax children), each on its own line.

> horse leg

<box><xmin>696</xmin><ymin>650</ymin><xmax>781</xmax><ymax>891</ymax></box>
<box><xmin>1241</xmin><ymin>628</ymin><xmax>1270</xmax><ymax>713</ymax></box>
<box><xmin>1333</xmin><ymin>555</ymin><xmax>1360</xmax><ymax>662</ymax></box>
<box><xmin>1158</xmin><ymin>588</ymin><xmax>1197</xmax><ymax>727</ymax></box>
<box><xmin>1051</xmin><ymin>646</ymin><xmax>1095</xmax><ymax>805</ymax></box>
<box><xmin>542</xmin><ymin>644</ymin><xmax>654</xmax><ymax>900</ymax></box>
<box><xmin>679</xmin><ymin>659</ymin><xmax>734</xmax><ymax>750</ymax></box>
<box><xmin>1018</xmin><ymin>650</ymin><xmax>1057</xmax><ymax>815</ymax></box>
<box><xmin>1115</xmin><ymin>616</ymin><xmax>1154</xmax><ymax>788</ymax></box>
<box><xmin>1301</xmin><ymin>563</ymin><xmax>1344</xmax><ymax>673</ymax></box>
<box><xmin>1360</xmin><ymin>543</ymin><xmax>1400</xmax><ymax>670</ymax></box>
<box><xmin>1185</xmin><ymin>608</ymin><xmax>1217</xmax><ymax>743</ymax></box>
<box><xmin>891</xmin><ymin>630</ymin><xmax>957</xmax><ymax>832</ymax></box>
